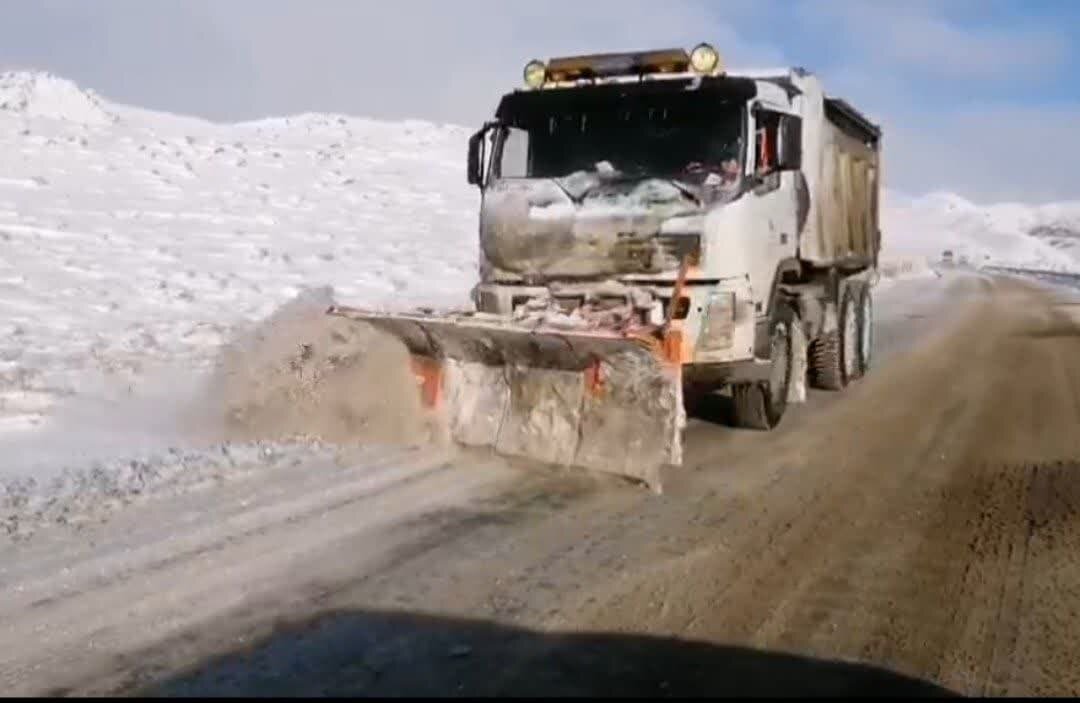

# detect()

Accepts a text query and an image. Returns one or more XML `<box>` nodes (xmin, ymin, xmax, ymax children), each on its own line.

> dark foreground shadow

<box><xmin>140</xmin><ymin>609</ymin><xmax>959</xmax><ymax>697</ymax></box>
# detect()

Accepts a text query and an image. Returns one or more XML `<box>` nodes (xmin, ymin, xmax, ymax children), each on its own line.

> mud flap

<box><xmin>788</xmin><ymin>314</ymin><xmax>808</xmax><ymax>404</ymax></box>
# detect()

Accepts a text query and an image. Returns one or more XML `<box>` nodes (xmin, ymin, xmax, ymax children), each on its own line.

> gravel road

<box><xmin>4</xmin><ymin>271</ymin><xmax>1079</xmax><ymax>697</ymax></box>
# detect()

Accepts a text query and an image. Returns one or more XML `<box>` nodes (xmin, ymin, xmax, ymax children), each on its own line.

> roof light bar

<box><xmin>520</xmin><ymin>43</ymin><xmax>725</xmax><ymax>88</ymax></box>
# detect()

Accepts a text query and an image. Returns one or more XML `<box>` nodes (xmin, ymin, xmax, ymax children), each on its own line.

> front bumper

<box><xmin>472</xmin><ymin>277</ymin><xmax>758</xmax><ymax>366</ymax></box>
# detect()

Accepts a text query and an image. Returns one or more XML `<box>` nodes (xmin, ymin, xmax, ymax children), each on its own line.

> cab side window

<box><xmin>753</xmin><ymin>109</ymin><xmax>782</xmax><ymax>192</ymax></box>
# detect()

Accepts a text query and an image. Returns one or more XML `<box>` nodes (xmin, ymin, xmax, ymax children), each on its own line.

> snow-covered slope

<box><xmin>0</xmin><ymin>70</ymin><xmax>1076</xmax><ymax>433</ymax></box>
<box><xmin>882</xmin><ymin>190</ymin><xmax>1080</xmax><ymax>271</ymax></box>
<box><xmin>0</xmin><ymin>72</ymin><xmax>478</xmax><ymax>432</ymax></box>
<box><xmin>0</xmin><ymin>71</ymin><xmax>118</xmax><ymax>126</ymax></box>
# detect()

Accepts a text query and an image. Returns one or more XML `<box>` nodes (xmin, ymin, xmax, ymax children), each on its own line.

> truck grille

<box><xmin>659</xmin><ymin>234</ymin><xmax>702</xmax><ymax>266</ymax></box>
<box><xmin>613</xmin><ymin>233</ymin><xmax>701</xmax><ymax>270</ymax></box>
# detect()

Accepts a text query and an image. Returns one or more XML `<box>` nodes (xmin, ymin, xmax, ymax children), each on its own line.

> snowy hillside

<box><xmin>0</xmin><ymin>72</ymin><xmax>478</xmax><ymax>432</ymax></box>
<box><xmin>0</xmin><ymin>71</ymin><xmax>118</xmax><ymax>126</ymax></box>
<box><xmin>883</xmin><ymin>191</ymin><xmax>1080</xmax><ymax>271</ymax></box>
<box><xmin>0</xmin><ymin>70</ymin><xmax>1075</xmax><ymax>434</ymax></box>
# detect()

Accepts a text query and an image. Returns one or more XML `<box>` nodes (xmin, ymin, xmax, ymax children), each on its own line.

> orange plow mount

<box><xmin>325</xmin><ymin>305</ymin><xmax>687</xmax><ymax>491</ymax></box>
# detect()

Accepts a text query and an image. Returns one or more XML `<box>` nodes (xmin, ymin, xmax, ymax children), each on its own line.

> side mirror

<box><xmin>467</xmin><ymin>122</ymin><xmax>499</xmax><ymax>187</ymax></box>
<box><xmin>777</xmin><ymin>115</ymin><xmax>802</xmax><ymax>171</ymax></box>
<box><xmin>467</xmin><ymin>129</ymin><xmax>485</xmax><ymax>186</ymax></box>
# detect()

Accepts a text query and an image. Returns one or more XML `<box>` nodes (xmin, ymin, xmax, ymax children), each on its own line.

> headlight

<box><xmin>699</xmin><ymin>290</ymin><xmax>736</xmax><ymax>350</ymax></box>
<box><xmin>690</xmin><ymin>43</ymin><xmax>721</xmax><ymax>75</ymax></box>
<box><xmin>523</xmin><ymin>60</ymin><xmax>547</xmax><ymax>88</ymax></box>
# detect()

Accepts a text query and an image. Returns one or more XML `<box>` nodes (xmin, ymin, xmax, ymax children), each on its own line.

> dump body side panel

<box><xmin>814</xmin><ymin>117</ymin><xmax>879</xmax><ymax>265</ymax></box>
<box><xmin>792</xmin><ymin>75</ymin><xmax>881</xmax><ymax>268</ymax></box>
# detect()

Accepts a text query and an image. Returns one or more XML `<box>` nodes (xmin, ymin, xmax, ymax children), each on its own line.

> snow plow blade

<box><xmin>326</xmin><ymin>305</ymin><xmax>685</xmax><ymax>491</ymax></box>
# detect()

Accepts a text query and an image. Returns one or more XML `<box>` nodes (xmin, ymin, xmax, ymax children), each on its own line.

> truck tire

<box><xmin>732</xmin><ymin>304</ymin><xmax>794</xmax><ymax>430</ymax></box>
<box><xmin>808</xmin><ymin>284</ymin><xmax>857</xmax><ymax>390</ymax></box>
<box><xmin>857</xmin><ymin>282</ymin><xmax>873</xmax><ymax>376</ymax></box>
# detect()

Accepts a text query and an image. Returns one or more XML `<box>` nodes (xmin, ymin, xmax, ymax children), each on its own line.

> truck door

<box><xmin>747</xmin><ymin>106</ymin><xmax>800</xmax><ymax>319</ymax></box>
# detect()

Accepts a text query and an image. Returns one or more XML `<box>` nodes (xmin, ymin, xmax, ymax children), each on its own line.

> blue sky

<box><xmin>0</xmin><ymin>0</ymin><xmax>1077</xmax><ymax>203</ymax></box>
<box><xmin>730</xmin><ymin>0</ymin><xmax>1080</xmax><ymax>107</ymax></box>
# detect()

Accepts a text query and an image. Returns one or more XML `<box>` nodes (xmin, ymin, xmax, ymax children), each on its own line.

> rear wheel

<box><xmin>808</xmin><ymin>283</ymin><xmax>857</xmax><ymax>390</ymax></box>
<box><xmin>732</xmin><ymin>304</ymin><xmax>794</xmax><ymax>430</ymax></box>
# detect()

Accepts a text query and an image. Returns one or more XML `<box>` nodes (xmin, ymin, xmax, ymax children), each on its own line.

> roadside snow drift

<box><xmin>202</xmin><ymin>286</ymin><xmax>438</xmax><ymax>448</ymax></box>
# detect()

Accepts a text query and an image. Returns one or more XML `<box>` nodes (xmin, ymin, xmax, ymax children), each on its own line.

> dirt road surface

<box><xmin>4</xmin><ymin>271</ymin><xmax>1080</xmax><ymax>696</ymax></box>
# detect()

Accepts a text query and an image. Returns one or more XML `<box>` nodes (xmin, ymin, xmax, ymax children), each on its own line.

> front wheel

<box><xmin>732</xmin><ymin>304</ymin><xmax>795</xmax><ymax>430</ymax></box>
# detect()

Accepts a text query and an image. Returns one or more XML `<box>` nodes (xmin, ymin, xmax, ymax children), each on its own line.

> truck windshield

<box><xmin>493</xmin><ymin>92</ymin><xmax>745</xmax><ymax>181</ymax></box>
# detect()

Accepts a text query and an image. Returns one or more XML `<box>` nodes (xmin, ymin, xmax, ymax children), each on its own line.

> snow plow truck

<box><xmin>328</xmin><ymin>43</ymin><xmax>882</xmax><ymax>491</ymax></box>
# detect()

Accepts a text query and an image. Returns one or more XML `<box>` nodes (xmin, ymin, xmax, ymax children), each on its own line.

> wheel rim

<box><xmin>769</xmin><ymin>322</ymin><xmax>790</xmax><ymax>407</ymax></box>
<box><xmin>861</xmin><ymin>292</ymin><xmax>873</xmax><ymax>370</ymax></box>
<box><xmin>843</xmin><ymin>294</ymin><xmax>858</xmax><ymax>380</ymax></box>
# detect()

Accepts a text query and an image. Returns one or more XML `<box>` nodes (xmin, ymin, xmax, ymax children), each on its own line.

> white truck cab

<box><xmin>464</xmin><ymin>45</ymin><xmax>881</xmax><ymax>428</ymax></box>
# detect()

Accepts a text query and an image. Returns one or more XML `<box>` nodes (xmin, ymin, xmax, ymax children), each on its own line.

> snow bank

<box><xmin>0</xmin><ymin>439</ymin><xmax>342</xmax><ymax>541</ymax></box>
<box><xmin>200</xmin><ymin>287</ymin><xmax>439</xmax><ymax>448</ymax></box>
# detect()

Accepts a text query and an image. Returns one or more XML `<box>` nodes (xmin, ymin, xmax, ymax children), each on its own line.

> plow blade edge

<box><xmin>327</xmin><ymin>307</ymin><xmax>685</xmax><ymax>491</ymax></box>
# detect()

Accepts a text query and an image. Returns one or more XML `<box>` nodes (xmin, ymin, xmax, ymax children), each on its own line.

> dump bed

<box><xmin>792</xmin><ymin>74</ymin><xmax>882</xmax><ymax>269</ymax></box>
